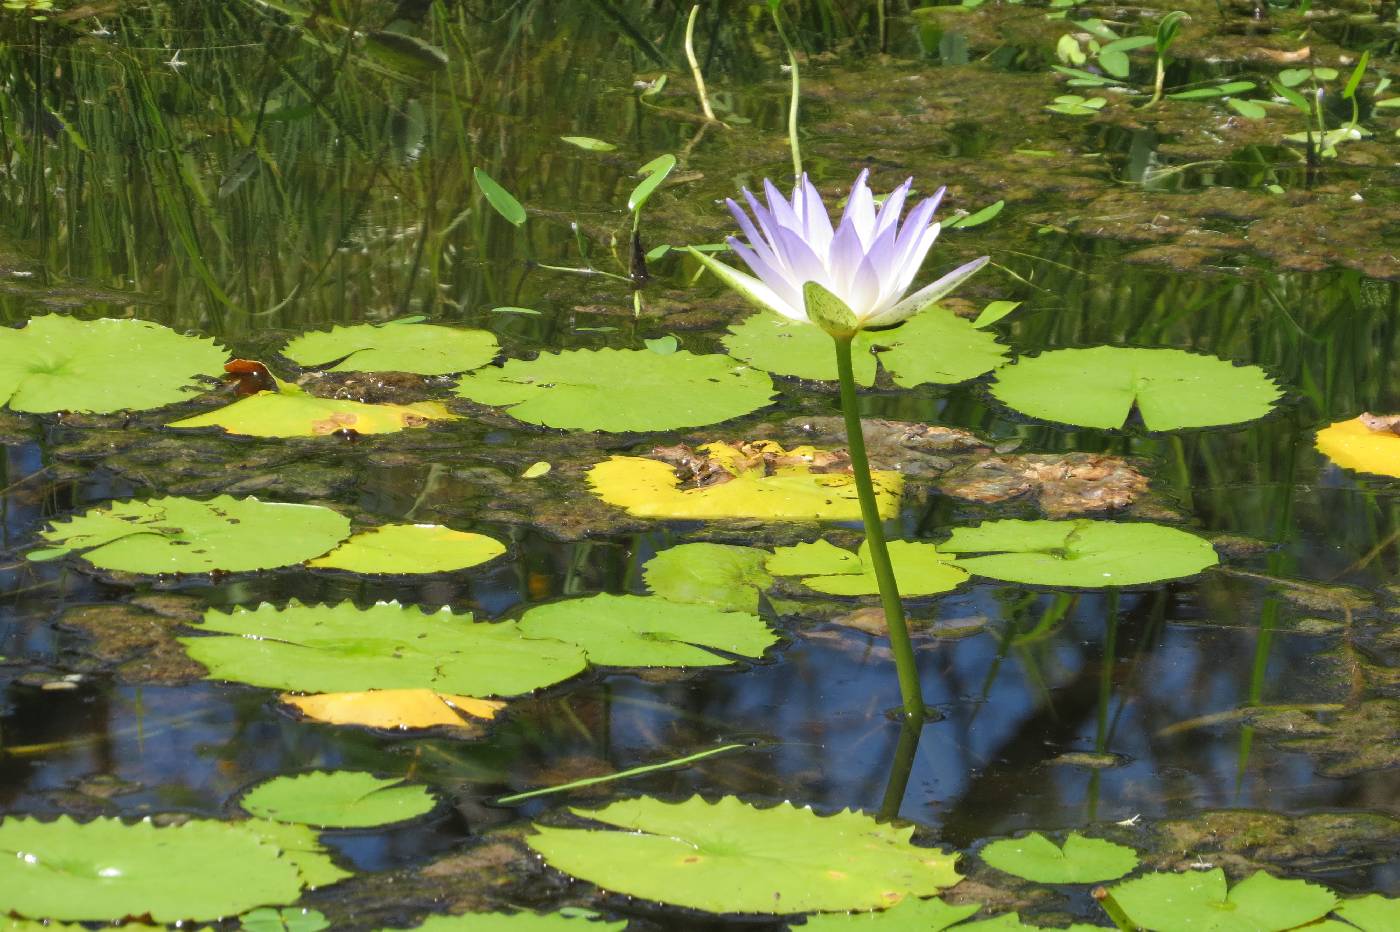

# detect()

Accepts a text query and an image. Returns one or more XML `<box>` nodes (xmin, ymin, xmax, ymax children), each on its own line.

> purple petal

<box><xmin>826</xmin><ymin>220</ymin><xmax>867</xmax><ymax>298</ymax></box>
<box><xmin>771</xmin><ymin>223</ymin><xmax>830</xmax><ymax>287</ymax></box>
<box><xmin>763</xmin><ymin>178</ymin><xmax>807</xmax><ymax>237</ymax></box>
<box><xmin>863</xmin><ymin>220</ymin><xmax>904</xmax><ymax>310</ymax></box>
<box><xmin>741</xmin><ymin>189</ymin><xmax>783</xmax><ymax>252</ymax></box>
<box><xmin>728</xmin><ymin>236</ymin><xmax>803</xmax><ymax>313</ymax></box>
<box><xmin>727</xmin><ymin>198</ymin><xmax>781</xmax><ymax>268</ymax></box>
<box><xmin>889</xmin><ymin>193</ymin><xmax>943</xmax><ymax>277</ymax></box>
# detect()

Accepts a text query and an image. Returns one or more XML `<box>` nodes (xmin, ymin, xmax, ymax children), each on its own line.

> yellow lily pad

<box><xmin>168</xmin><ymin>387</ymin><xmax>456</xmax><ymax>438</ymax></box>
<box><xmin>587</xmin><ymin>441</ymin><xmax>901</xmax><ymax>521</ymax></box>
<box><xmin>1316</xmin><ymin>416</ymin><xmax>1400</xmax><ymax>479</ymax></box>
<box><xmin>281</xmin><ymin>689</ymin><xmax>506</xmax><ymax>730</ymax></box>
<box><xmin>308</xmin><ymin>524</ymin><xmax>506</xmax><ymax>574</ymax></box>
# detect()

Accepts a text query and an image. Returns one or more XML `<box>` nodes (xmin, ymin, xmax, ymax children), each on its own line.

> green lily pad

<box><xmin>643</xmin><ymin>543</ymin><xmax>773</xmax><ymax>613</ymax></box>
<box><xmin>385</xmin><ymin>913</ymin><xmax>625</xmax><ymax>931</ymax></box>
<box><xmin>181</xmin><ymin>601</ymin><xmax>587</xmax><ymax>696</ymax></box>
<box><xmin>941</xmin><ymin>519</ymin><xmax>1218</xmax><ymax>587</ymax></box>
<box><xmin>528</xmin><ymin>795</ymin><xmax>962</xmax><ymax>914</ymax></box>
<box><xmin>239</xmin><ymin>771</ymin><xmax>437</xmax><ymax>828</ymax></box>
<box><xmin>0</xmin><ymin>315</ymin><xmax>226</xmax><ymax>414</ymax></box>
<box><xmin>515</xmin><ymin>594</ymin><xmax>778</xmax><ymax>667</ymax></box>
<box><xmin>30</xmin><ymin>495</ymin><xmax>351</xmax><ymax>574</ymax></box>
<box><xmin>796</xmin><ymin>896</ymin><xmax>980</xmax><ymax>929</ymax></box>
<box><xmin>989</xmin><ymin>347</ymin><xmax>1282</xmax><ymax>431</ymax></box>
<box><xmin>454</xmin><ymin>348</ymin><xmax>776</xmax><ymax>432</ymax></box>
<box><xmin>168</xmin><ymin>384</ymin><xmax>457</xmax><ymax>438</ymax></box>
<box><xmin>282</xmin><ymin>321</ymin><xmax>498</xmax><ymax>375</ymax></box>
<box><xmin>1335</xmin><ymin>894</ymin><xmax>1400</xmax><ymax>931</ymax></box>
<box><xmin>241</xmin><ymin>908</ymin><xmax>331</xmax><ymax>932</ymax></box>
<box><xmin>979</xmin><ymin>832</ymin><xmax>1138</xmax><ymax>883</ymax></box>
<box><xmin>239</xmin><ymin>819</ymin><xmax>351</xmax><ymax>888</ymax></box>
<box><xmin>0</xmin><ymin>816</ymin><xmax>306</xmax><ymax>922</ymax></box>
<box><xmin>766</xmin><ymin>539</ymin><xmax>864</xmax><ymax>576</ymax></box>
<box><xmin>1108</xmin><ymin>869</ymin><xmax>1336</xmax><ymax>932</ymax></box>
<box><xmin>768</xmin><ymin>540</ymin><xmax>968</xmax><ymax>597</ymax></box>
<box><xmin>722</xmin><ymin>308</ymin><xmax>1008</xmax><ymax>388</ymax></box>
<box><xmin>308</xmin><ymin>524</ymin><xmax>505</xmax><ymax>574</ymax></box>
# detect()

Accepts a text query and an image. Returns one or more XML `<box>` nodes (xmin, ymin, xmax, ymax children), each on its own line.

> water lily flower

<box><xmin>689</xmin><ymin>170</ymin><xmax>989</xmax><ymax>338</ymax></box>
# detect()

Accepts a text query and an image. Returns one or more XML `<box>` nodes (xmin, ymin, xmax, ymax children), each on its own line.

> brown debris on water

<box><xmin>298</xmin><ymin>369</ymin><xmax>437</xmax><ymax>405</ymax></box>
<box><xmin>939</xmin><ymin>452</ymin><xmax>1151</xmax><ymax>517</ymax></box>
<box><xmin>56</xmin><ymin>603</ymin><xmax>205</xmax><ymax>685</ymax></box>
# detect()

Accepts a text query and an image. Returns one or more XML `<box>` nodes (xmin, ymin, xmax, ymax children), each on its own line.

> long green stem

<box><xmin>833</xmin><ymin>336</ymin><xmax>924</xmax><ymax>721</ymax></box>
<box><xmin>769</xmin><ymin>5</ymin><xmax>802</xmax><ymax>179</ymax></box>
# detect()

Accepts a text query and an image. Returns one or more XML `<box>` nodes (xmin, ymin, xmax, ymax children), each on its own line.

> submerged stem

<box><xmin>832</xmin><ymin>336</ymin><xmax>925</xmax><ymax>721</ymax></box>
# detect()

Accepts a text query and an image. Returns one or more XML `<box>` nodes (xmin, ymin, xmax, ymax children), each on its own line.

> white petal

<box><xmin>864</xmin><ymin>256</ymin><xmax>990</xmax><ymax>328</ymax></box>
<box><xmin>872</xmin><ymin>177</ymin><xmax>912</xmax><ymax>239</ymax></box>
<box><xmin>838</xmin><ymin>169</ymin><xmax>877</xmax><ymax>247</ymax></box>
<box><xmin>689</xmin><ymin>247</ymin><xmax>806</xmax><ymax>321</ymax></box>
<box><xmin>890</xmin><ymin>222</ymin><xmax>942</xmax><ymax>300</ymax></box>
<box><xmin>795</xmin><ymin>174</ymin><xmax>834</xmax><ymax>257</ymax></box>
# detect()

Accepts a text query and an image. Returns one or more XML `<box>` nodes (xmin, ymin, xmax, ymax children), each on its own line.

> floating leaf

<box><xmin>1044</xmin><ymin>96</ymin><xmax>1106</xmax><ymax>116</ymax></box>
<box><xmin>645</xmin><ymin>334</ymin><xmax>679</xmax><ymax>355</ymax></box>
<box><xmin>1166</xmin><ymin>81</ymin><xmax>1256</xmax><ymax>100</ymax></box>
<box><xmin>239</xmin><ymin>819</ymin><xmax>351</xmax><ymax>889</ymax></box>
<box><xmin>522</xmin><ymin>461</ymin><xmax>552</xmax><ymax>479</ymax></box>
<box><xmin>588</xmin><ymin>442</ymin><xmax>902</xmax><ymax>521</ymax></box>
<box><xmin>516</xmin><ymin>594</ymin><xmax>777</xmax><ymax>667</ymax></box>
<box><xmin>944</xmin><ymin>199</ymin><xmax>1005</xmax><ymax>229</ymax></box>
<box><xmin>798</xmin><ymin>897</ymin><xmax>979</xmax><ymax>929</ymax></box>
<box><xmin>643</xmin><ymin>542</ymin><xmax>773</xmax><ymax>613</ymax></box>
<box><xmin>241</xmin><ymin>908</ymin><xmax>330</xmax><ymax>932</ymax></box>
<box><xmin>474</xmin><ymin>168</ymin><xmax>526</xmax><ymax>225</ymax></box>
<box><xmin>1335</xmin><ymin>894</ymin><xmax>1400</xmax><ymax>931</ymax></box>
<box><xmin>182</xmin><ymin>601</ymin><xmax>587</xmax><ymax>696</ymax></box>
<box><xmin>973</xmin><ymin>301</ymin><xmax>1020</xmax><ymax>329</ymax></box>
<box><xmin>767</xmin><ymin>540</ymin><xmax>865</xmax><ymax>576</ymax></box>
<box><xmin>528</xmin><ymin>796</ymin><xmax>961</xmax><ymax>914</ymax></box>
<box><xmin>560</xmin><ymin>136</ymin><xmax>616</xmax><ymax>151</ymax></box>
<box><xmin>1315</xmin><ymin>416</ymin><xmax>1400</xmax><ymax>478</ymax></box>
<box><xmin>281</xmin><ymin>689</ymin><xmax>505</xmax><ymax>730</ymax></box>
<box><xmin>0</xmin><ymin>816</ymin><xmax>306</xmax><ymax>922</ymax></box>
<box><xmin>492</xmin><ymin>306</ymin><xmax>542</xmax><ymax>316</ymax></box>
<box><xmin>980</xmin><ymin>832</ymin><xmax>1138</xmax><ymax>883</ymax></box>
<box><xmin>308</xmin><ymin>524</ymin><xmax>505</xmax><ymax>574</ymax></box>
<box><xmin>1109</xmin><ymin>869</ymin><xmax>1336</xmax><ymax>932</ymax></box>
<box><xmin>455</xmin><ymin>349</ymin><xmax>775</xmax><ymax>432</ymax></box>
<box><xmin>942</xmin><ymin>519</ymin><xmax>1218</xmax><ymax>587</ymax></box>
<box><xmin>722</xmin><ymin>307</ymin><xmax>1007</xmax><ymax>387</ymax></box>
<box><xmin>240</xmin><ymin>771</ymin><xmax>437</xmax><ymax>829</ymax></box>
<box><xmin>1228</xmin><ymin>98</ymin><xmax>1267</xmax><ymax>119</ymax></box>
<box><xmin>31</xmin><ymin>495</ymin><xmax>350</xmax><ymax>574</ymax></box>
<box><xmin>282</xmin><ymin>322</ymin><xmax>499</xmax><ymax>375</ymax></box>
<box><xmin>0</xmin><ymin>315</ymin><xmax>226</xmax><ymax>414</ymax></box>
<box><xmin>769</xmin><ymin>539</ymin><xmax>968</xmax><ymax>597</ymax></box>
<box><xmin>169</xmin><ymin>382</ymin><xmax>457</xmax><ymax>438</ymax></box>
<box><xmin>990</xmin><ymin>347</ymin><xmax>1281</xmax><ymax>431</ymax></box>
<box><xmin>627</xmin><ymin>154</ymin><xmax>677</xmax><ymax>213</ymax></box>
<box><xmin>384</xmin><ymin>913</ymin><xmax>626</xmax><ymax>931</ymax></box>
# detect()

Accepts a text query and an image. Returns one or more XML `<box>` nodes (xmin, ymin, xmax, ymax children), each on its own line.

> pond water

<box><xmin>1</xmin><ymin>1</ymin><xmax>1399</xmax><ymax>929</ymax></box>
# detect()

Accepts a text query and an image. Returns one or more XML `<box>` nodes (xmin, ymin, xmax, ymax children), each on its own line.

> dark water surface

<box><xmin>1</xmin><ymin>1</ymin><xmax>1399</xmax><ymax>928</ymax></box>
